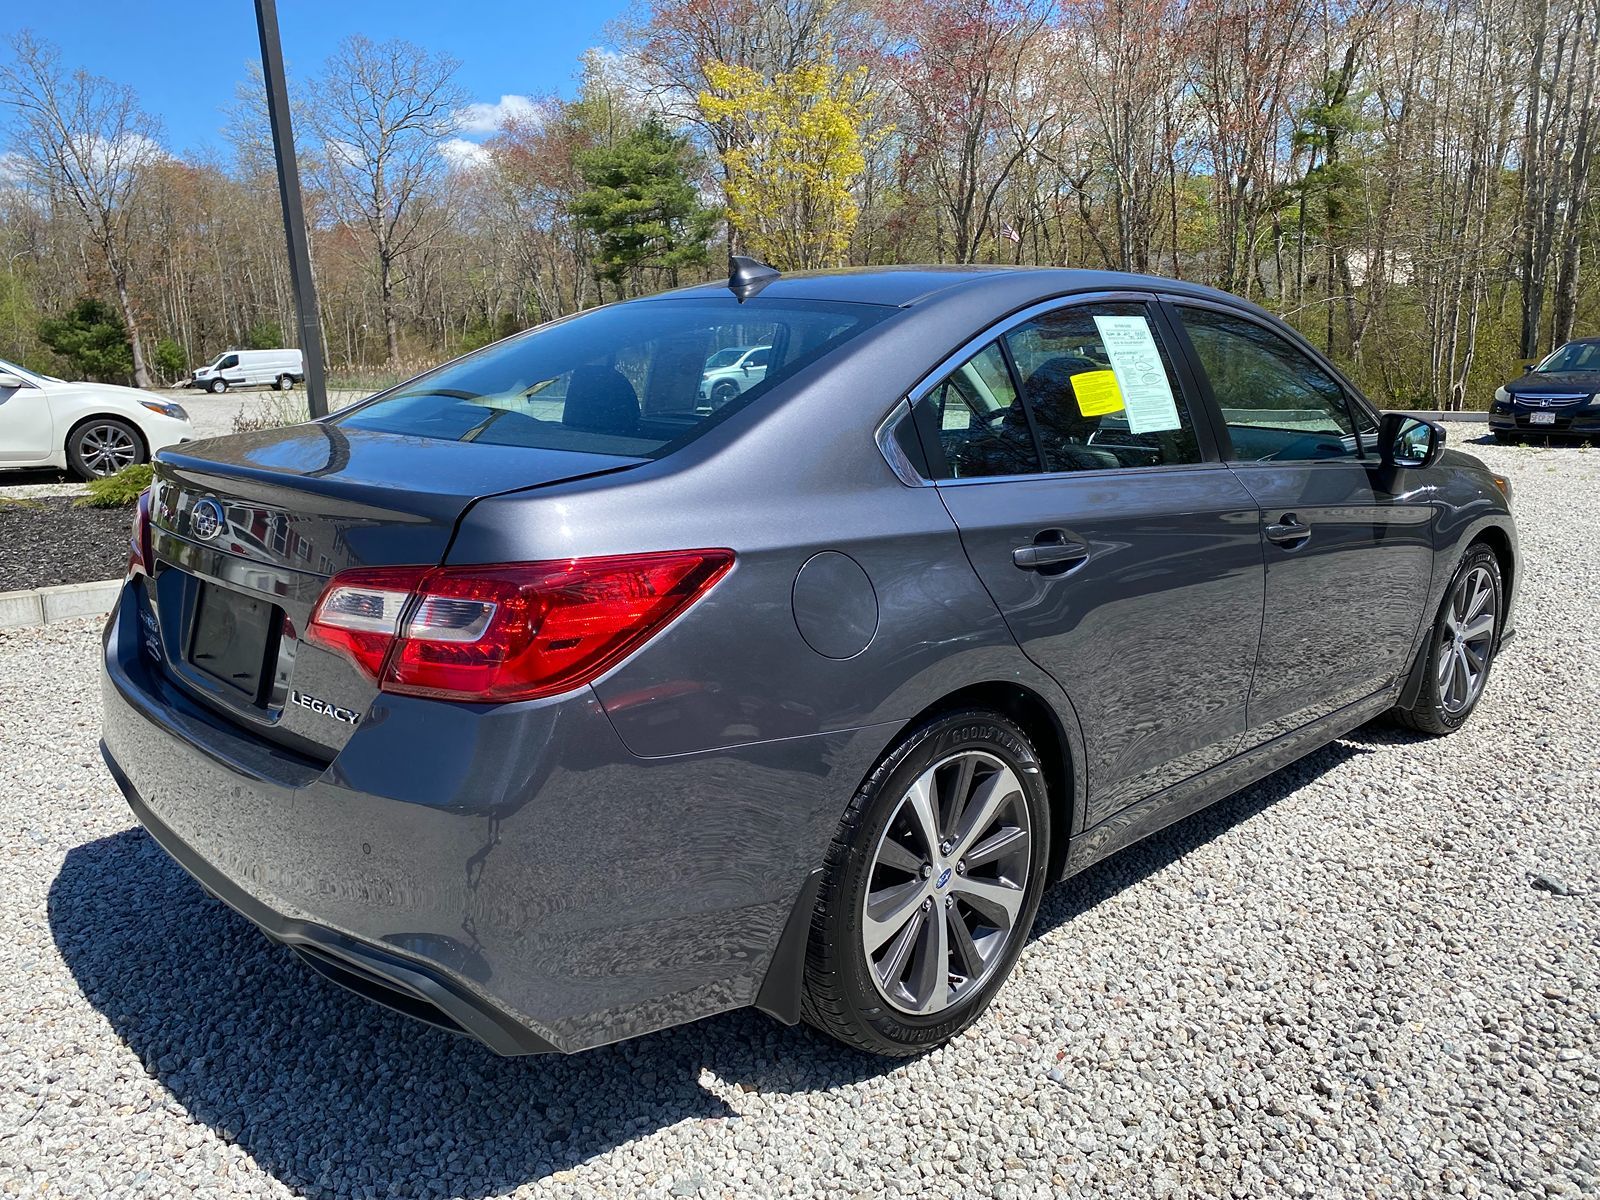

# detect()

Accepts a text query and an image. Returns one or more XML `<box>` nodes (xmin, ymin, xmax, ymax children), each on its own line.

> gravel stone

<box><xmin>0</xmin><ymin>437</ymin><xmax>1596</xmax><ymax>1199</ymax></box>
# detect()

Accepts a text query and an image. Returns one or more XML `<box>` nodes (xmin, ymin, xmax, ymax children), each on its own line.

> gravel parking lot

<box><xmin>1</xmin><ymin>438</ymin><xmax>1595</xmax><ymax>1199</ymax></box>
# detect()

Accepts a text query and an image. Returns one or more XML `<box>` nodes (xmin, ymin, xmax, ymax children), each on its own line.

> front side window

<box><xmin>1002</xmin><ymin>303</ymin><xmax>1201</xmax><ymax>471</ymax></box>
<box><xmin>219</xmin><ymin>354</ymin><xmax>240</xmax><ymax>370</ymax></box>
<box><xmin>336</xmin><ymin>299</ymin><xmax>891</xmax><ymax>459</ymax></box>
<box><xmin>1177</xmin><ymin>307</ymin><xmax>1360</xmax><ymax>462</ymax></box>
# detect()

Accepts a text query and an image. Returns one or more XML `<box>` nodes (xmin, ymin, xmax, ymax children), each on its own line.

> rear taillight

<box><xmin>127</xmin><ymin>489</ymin><xmax>153</xmax><ymax>579</ymax></box>
<box><xmin>306</xmin><ymin>550</ymin><xmax>734</xmax><ymax>702</ymax></box>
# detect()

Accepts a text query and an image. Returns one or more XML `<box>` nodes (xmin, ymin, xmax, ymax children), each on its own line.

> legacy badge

<box><xmin>290</xmin><ymin>690</ymin><xmax>361</xmax><ymax>726</ymax></box>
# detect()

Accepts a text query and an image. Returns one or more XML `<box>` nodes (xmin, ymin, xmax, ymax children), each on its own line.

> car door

<box><xmin>1164</xmin><ymin>300</ymin><xmax>1434</xmax><ymax>748</ymax></box>
<box><xmin>217</xmin><ymin>353</ymin><xmax>244</xmax><ymax>385</ymax></box>
<box><xmin>912</xmin><ymin>296</ymin><xmax>1266</xmax><ymax>824</ymax></box>
<box><xmin>0</xmin><ymin>369</ymin><xmax>54</xmax><ymax>463</ymax></box>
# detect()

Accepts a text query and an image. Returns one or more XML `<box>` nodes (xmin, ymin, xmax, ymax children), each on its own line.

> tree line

<box><xmin>1</xmin><ymin>0</ymin><xmax>1596</xmax><ymax>409</ymax></box>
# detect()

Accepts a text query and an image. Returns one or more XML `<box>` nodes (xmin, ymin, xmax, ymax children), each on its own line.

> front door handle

<box><xmin>1013</xmin><ymin>534</ymin><xmax>1090</xmax><ymax>572</ymax></box>
<box><xmin>1264</xmin><ymin>515</ymin><xmax>1312</xmax><ymax>548</ymax></box>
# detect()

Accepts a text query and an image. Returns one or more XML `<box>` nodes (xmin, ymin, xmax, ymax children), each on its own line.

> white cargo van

<box><xmin>189</xmin><ymin>349</ymin><xmax>305</xmax><ymax>393</ymax></box>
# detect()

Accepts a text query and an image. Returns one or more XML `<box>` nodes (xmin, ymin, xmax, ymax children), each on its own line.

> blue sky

<box><xmin>1</xmin><ymin>0</ymin><xmax>632</xmax><ymax>157</ymax></box>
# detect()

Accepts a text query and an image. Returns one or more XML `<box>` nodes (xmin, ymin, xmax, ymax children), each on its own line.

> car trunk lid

<box><xmin>144</xmin><ymin>422</ymin><xmax>644</xmax><ymax>759</ymax></box>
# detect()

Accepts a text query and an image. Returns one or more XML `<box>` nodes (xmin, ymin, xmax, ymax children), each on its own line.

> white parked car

<box><xmin>188</xmin><ymin>348</ymin><xmax>304</xmax><ymax>394</ymax></box>
<box><xmin>698</xmin><ymin>344</ymin><xmax>771</xmax><ymax>408</ymax></box>
<box><xmin>0</xmin><ymin>357</ymin><xmax>194</xmax><ymax>479</ymax></box>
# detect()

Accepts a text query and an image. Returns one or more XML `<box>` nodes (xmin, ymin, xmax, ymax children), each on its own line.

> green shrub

<box><xmin>153</xmin><ymin>337</ymin><xmax>189</xmax><ymax>381</ymax></box>
<box><xmin>37</xmin><ymin>297</ymin><xmax>133</xmax><ymax>383</ymax></box>
<box><xmin>245</xmin><ymin>320</ymin><xmax>286</xmax><ymax>350</ymax></box>
<box><xmin>79</xmin><ymin>462</ymin><xmax>154</xmax><ymax>507</ymax></box>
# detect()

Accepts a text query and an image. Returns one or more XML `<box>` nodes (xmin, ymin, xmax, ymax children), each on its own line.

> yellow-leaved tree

<box><xmin>698</xmin><ymin>57</ymin><xmax>876</xmax><ymax>271</ymax></box>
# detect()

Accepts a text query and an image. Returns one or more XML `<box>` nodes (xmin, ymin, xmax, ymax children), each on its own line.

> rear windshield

<box><xmin>335</xmin><ymin>298</ymin><xmax>893</xmax><ymax>457</ymax></box>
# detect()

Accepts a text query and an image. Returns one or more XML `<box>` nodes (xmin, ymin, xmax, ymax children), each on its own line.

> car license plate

<box><xmin>1530</xmin><ymin>410</ymin><xmax>1556</xmax><ymax>425</ymax></box>
<box><xmin>188</xmin><ymin>582</ymin><xmax>278</xmax><ymax>701</ymax></box>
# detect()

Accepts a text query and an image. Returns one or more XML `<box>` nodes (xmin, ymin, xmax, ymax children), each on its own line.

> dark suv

<box><xmin>101</xmin><ymin>265</ymin><xmax>1518</xmax><ymax>1057</ymax></box>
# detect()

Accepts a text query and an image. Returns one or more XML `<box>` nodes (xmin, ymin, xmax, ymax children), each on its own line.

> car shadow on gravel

<box><xmin>50</xmin><ymin>728</ymin><xmax>1389</xmax><ymax>1199</ymax></box>
<box><xmin>47</xmin><ymin>828</ymin><xmax>898</xmax><ymax>1198</ymax></box>
<box><xmin>1032</xmin><ymin>732</ymin><xmax>1385</xmax><ymax>939</ymax></box>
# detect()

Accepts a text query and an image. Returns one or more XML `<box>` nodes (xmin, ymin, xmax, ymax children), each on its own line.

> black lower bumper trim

<box><xmin>100</xmin><ymin>739</ymin><xmax>558</xmax><ymax>1056</ymax></box>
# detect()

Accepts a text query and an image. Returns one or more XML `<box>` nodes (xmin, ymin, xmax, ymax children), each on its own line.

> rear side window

<box><xmin>910</xmin><ymin>301</ymin><xmax>1201</xmax><ymax>478</ymax></box>
<box><xmin>336</xmin><ymin>299</ymin><xmax>892</xmax><ymax>459</ymax></box>
<box><xmin>915</xmin><ymin>342</ymin><xmax>1039</xmax><ymax>479</ymax></box>
<box><xmin>1002</xmin><ymin>303</ymin><xmax>1200</xmax><ymax>471</ymax></box>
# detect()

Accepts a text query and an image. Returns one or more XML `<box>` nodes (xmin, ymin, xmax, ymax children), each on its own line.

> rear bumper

<box><xmin>101</xmin><ymin>580</ymin><xmax>881</xmax><ymax>1053</ymax></box>
<box><xmin>100</xmin><ymin>744</ymin><xmax>556</xmax><ymax>1054</ymax></box>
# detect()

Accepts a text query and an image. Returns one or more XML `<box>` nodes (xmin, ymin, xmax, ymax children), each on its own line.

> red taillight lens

<box><xmin>306</xmin><ymin>550</ymin><xmax>734</xmax><ymax>703</ymax></box>
<box><xmin>127</xmin><ymin>489</ymin><xmax>153</xmax><ymax>579</ymax></box>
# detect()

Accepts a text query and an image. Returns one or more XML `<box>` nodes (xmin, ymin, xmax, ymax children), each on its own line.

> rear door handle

<box><xmin>1012</xmin><ymin>537</ymin><xmax>1090</xmax><ymax>572</ymax></box>
<box><xmin>1264</xmin><ymin>515</ymin><xmax>1312</xmax><ymax>547</ymax></box>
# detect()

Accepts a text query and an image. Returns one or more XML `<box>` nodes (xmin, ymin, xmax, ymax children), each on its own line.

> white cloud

<box><xmin>0</xmin><ymin>151</ymin><xmax>27</xmax><ymax>188</ymax></box>
<box><xmin>437</xmin><ymin>137</ymin><xmax>490</xmax><ymax>173</ymax></box>
<box><xmin>456</xmin><ymin>94</ymin><xmax>544</xmax><ymax>136</ymax></box>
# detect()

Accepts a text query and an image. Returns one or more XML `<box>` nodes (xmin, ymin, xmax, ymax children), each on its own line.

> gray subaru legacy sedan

<box><xmin>101</xmin><ymin>263</ymin><xmax>1519</xmax><ymax>1057</ymax></box>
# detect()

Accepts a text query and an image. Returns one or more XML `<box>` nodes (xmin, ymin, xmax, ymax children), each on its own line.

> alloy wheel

<box><xmin>1438</xmin><ymin>564</ymin><xmax>1496</xmax><ymax>714</ymax></box>
<box><xmin>861</xmin><ymin>750</ymin><xmax>1032</xmax><ymax>1016</ymax></box>
<box><xmin>79</xmin><ymin>424</ymin><xmax>137</xmax><ymax>476</ymax></box>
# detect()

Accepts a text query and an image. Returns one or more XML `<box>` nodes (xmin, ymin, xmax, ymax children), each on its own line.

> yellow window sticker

<box><xmin>1070</xmin><ymin>369</ymin><xmax>1125</xmax><ymax>416</ymax></box>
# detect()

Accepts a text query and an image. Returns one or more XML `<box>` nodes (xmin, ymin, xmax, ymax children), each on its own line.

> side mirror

<box><xmin>1378</xmin><ymin>412</ymin><xmax>1445</xmax><ymax>469</ymax></box>
<box><xmin>0</xmin><ymin>371</ymin><xmax>29</xmax><ymax>390</ymax></box>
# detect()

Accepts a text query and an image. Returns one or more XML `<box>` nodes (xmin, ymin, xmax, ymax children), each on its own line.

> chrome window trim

<box><xmin>881</xmin><ymin>287</ymin><xmax>1227</xmax><ymax>486</ymax></box>
<box><xmin>903</xmin><ymin>290</ymin><xmax>1160</xmax><ymax>408</ymax></box>
<box><xmin>874</xmin><ymin>399</ymin><xmax>931</xmax><ymax>487</ymax></box>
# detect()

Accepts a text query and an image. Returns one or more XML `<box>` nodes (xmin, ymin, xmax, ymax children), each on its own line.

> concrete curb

<box><xmin>1400</xmin><ymin>410</ymin><xmax>1490</xmax><ymax>423</ymax></box>
<box><xmin>0</xmin><ymin>579</ymin><xmax>120</xmax><ymax>630</ymax></box>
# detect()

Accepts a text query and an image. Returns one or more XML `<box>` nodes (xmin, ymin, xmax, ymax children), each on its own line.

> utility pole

<box><xmin>253</xmin><ymin>0</ymin><xmax>329</xmax><ymax>418</ymax></box>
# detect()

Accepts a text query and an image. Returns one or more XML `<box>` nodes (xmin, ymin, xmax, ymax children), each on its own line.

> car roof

<box><xmin>656</xmin><ymin>264</ymin><xmax>1258</xmax><ymax>311</ymax></box>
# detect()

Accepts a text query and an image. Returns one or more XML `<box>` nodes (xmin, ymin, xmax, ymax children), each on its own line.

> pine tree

<box><xmin>570</xmin><ymin>119</ymin><xmax>718</xmax><ymax>299</ymax></box>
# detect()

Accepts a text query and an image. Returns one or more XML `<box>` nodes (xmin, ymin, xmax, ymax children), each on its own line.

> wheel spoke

<box><xmin>1450</xmin><ymin>647</ymin><xmax>1470</xmax><ymax>706</ymax></box>
<box><xmin>875</xmin><ymin>904</ymin><xmax>926</xmax><ymax>989</ymax></box>
<box><xmin>903</xmin><ymin>774</ymin><xmax>941</xmax><ymax>862</ymax></box>
<box><xmin>951</xmin><ymin>765</ymin><xmax>1021</xmax><ymax>859</ymax></box>
<box><xmin>939</xmin><ymin>755</ymin><xmax>976</xmax><ymax>839</ymax></box>
<box><xmin>1436</xmin><ymin>641</ymin><xmax>1455</xmax><ymax>687</ymax></box>
<box><xmin>874</xmin><ymin>836</ymin><xmax>925</xmax><ymax>875</ymax></box>
<box><xmin>1460</xmin><ymin>613</ymin><xmax>1494</xmax><ymax>643</ymax></box>
<box><xmin>907</xmin><ymin>901</ymin><xmax>950</xmax><ymax>1013</ymax></box>
<box><xmin>947</xmin><ymin>905</ymin><xmax>985</xmax><ymax>978</ymax></box>
<box><xmin>950</xmin><ymin>874</ymin><xmax>1023</xmax><ymax>928</ymax></box>
<box><xmin>961</xmin><ymin>824</ymin><xmax>1027</xmax><ymax>871</ymax></box>
<box><xmin>864</xmin><ymin>879</ymin><xmax>927</xmax><ymax>953</ymax></box>
<box><xmin>1464</xmin><ymin>572</ymin><xmax>1492</xmax><ymax>621</ymax></box>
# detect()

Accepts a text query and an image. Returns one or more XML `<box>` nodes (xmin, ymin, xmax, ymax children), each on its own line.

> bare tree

<box><xmin>307</xmin><ymin>35</ymin><xmax>465</xmax><ymax>366</ymax></box>
<box><xmin>0</xmin><ymin>30</ymin><xmax>162</xmax><ymax>386</ymax></box>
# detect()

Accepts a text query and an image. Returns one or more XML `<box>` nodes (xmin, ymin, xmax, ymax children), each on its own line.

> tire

<box><xmin>801</xmin><ymin>710</ymin><xmax>1051</xmax><ymax>1056</ymax></box>
<box><xmin>1492</xmin><ymin>431</ymin><xmax>1518</xmax><ymax>444</ymax></box>
<box><xmin>67</xmin><ymin>417</ymin><xmax>145</xmax><ymax>480</ymax></box>
<box><xmin>710</xmin><ymin>380</ymin><xmax>740</xmax><ymax>409</ymax></box>
<box><xmin>208</xmin><ymin>378</ymin><xmax>227</xmax><ymax>394</ymax></box>
<box><xmin>275</xmin><ymin>374</ymin><xmax>293</xmax><ymax>391</ymax></box>
<box><xmin>1390</xmin><ymin>542</ymin><xmax>1503</xmax><ymax>735</ymax></box>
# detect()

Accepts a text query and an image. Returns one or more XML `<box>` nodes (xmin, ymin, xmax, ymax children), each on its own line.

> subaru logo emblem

<box><xmin>935</xmin><ymin>867</ymin><xmax>952</xmax><ymax>889</ymax></box>
<box><xmin>191</xmin><ymin>497</ymin><xmax>225</xmax><ymax>541</ymax></box>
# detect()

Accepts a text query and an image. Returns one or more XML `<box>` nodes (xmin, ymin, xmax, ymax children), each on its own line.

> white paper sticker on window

<box><xmin>1092</xmin><ymin>314</ymin><xmax>1182</xmax><ymax>435</ymax></box>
